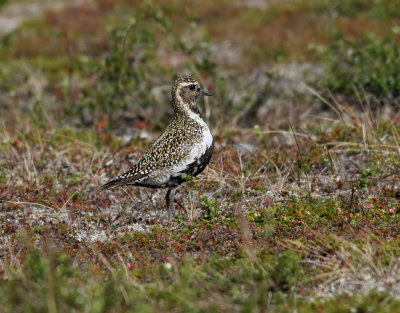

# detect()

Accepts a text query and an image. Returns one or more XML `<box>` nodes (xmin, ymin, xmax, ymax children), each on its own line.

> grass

<box><xmin>1</xmin><ymin>0</ymin><xmax>400</xmax><ymax>311</ymax></box>
<box><xmin>1</xmin><ymin>99</ymin><xmax>400</xmax><ymax>311</ymax></box>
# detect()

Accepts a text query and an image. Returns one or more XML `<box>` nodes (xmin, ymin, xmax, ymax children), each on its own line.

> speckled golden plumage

<box><xmin>102</xmin><ymin>76</ymin><xmax>214</xmax><ymax>220</ymax></box>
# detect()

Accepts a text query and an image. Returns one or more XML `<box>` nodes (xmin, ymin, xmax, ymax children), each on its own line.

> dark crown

<box><xmin>171</xmin><ymin>76</ymin><xmax>198</xmax><ymax>102</ymax></box>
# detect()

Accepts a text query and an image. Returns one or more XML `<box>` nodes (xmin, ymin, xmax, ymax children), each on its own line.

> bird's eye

<box><xmin>189</xmin><ymin>84</ymin><xmax>195</xmax><ymax>90</ymax></box>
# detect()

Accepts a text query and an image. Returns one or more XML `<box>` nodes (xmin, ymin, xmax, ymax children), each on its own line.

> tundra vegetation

<box><xmin>1</xmin><ymin>0</ymin><xmax>400</xmax><ymax>312</ymax></box>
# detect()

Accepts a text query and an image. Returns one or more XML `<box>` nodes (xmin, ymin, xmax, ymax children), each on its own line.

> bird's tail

<box><xmin>101</xmin><ymin>178</ymin><xmax>124</xmax><ymax>189</ymax></box>
<box><xmin>101</xmin><ymin>173</ymin><xmax>147</xmax><ymax>190</ymax></box>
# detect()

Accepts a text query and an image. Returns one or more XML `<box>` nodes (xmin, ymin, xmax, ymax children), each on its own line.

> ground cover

<box><xmin>1</xmin><ymin>0</ymin><xmax>400</xmax><ymax>312</ymax></box>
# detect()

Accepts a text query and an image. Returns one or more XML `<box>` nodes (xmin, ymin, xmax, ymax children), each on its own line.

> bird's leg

<box><xmin>166</xmin><ymin>186</ymin><xmax>177</xmax><ymax>220</ymax></box>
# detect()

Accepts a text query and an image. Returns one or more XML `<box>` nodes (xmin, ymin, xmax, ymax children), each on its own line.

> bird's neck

<box><xmin>173</xmin><ymin>99</ymin><xmax>204</xmax><ymax>121</ymax></box>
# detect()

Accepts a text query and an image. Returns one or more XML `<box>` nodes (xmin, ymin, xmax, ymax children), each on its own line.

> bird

<box><xmin>102</xmin><ymin>76</ymin><xmax>214</xmax><ymax>220</ymax></box>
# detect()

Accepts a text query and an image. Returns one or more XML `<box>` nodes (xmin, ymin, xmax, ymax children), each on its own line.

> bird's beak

<box><xmin>201</xmin><ymin>90</ymin><xmax>213</xmax><ymax>96</ymax></box>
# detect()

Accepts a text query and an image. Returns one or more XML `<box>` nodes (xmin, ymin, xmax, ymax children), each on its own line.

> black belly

<box><xmin>167</xmin><ymin>141</ymin><xmax>214</xmax><ymax>187</ymax></box>
<box><xmin>131</xmin><ymin>141</ymin><xmax>214</xmax><ymax>189</ymax></box>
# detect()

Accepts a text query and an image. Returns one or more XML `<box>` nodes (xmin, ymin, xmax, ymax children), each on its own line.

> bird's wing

<box><xmin>102</xmin><ymin>126</ymin><xmax>193</xmax><ymax>189</ymax></box>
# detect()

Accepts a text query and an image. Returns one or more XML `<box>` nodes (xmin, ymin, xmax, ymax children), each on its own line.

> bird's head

<box><xmin>171</xmin><ymin>76</ymin><xmax>212</xmax><ymax>115</ymax></box>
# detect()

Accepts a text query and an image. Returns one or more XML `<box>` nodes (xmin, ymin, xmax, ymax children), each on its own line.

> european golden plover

<box><xmin>102</xmin><ymin>76</ymin><xmax>214</xmax><ymax>220</ymax></box>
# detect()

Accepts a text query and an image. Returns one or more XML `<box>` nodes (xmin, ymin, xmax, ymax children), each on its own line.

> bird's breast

<box><xmin>188</xmin><ymin>122</ymin><xmax>213</xmax><ymax>159</ymax></box>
